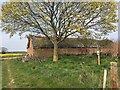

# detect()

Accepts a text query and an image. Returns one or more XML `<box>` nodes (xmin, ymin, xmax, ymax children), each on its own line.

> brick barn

<box><xmin>27</xmin><ymin>35</ymin><xmax>116</xmax><ymax>59</ymax></box>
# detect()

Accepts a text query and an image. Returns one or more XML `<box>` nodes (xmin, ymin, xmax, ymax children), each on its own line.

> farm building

<box><xmin>27</xmin><ymin>35</ymin><xmax>117</xmax><ymax>58</ymax></box>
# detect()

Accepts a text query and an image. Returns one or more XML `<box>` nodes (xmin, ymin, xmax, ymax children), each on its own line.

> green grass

<box><xmin>2</xmin><ymin>61</ymin><xmax>9</xmax><ymax>88</ymax></box>
<box><xmin>118</xmin><ymin>57</ymin><xmax>120</xmax><ymax>85</ymax></box>
<box><xmin>0</xmin><ymin>60</ymin><xmax>2</xmax><ymax>89</ymax></box>
<box><xmin>2</xmin><ymin>55</ymin><xmax>118</xmax><ymax>88</ymax></box>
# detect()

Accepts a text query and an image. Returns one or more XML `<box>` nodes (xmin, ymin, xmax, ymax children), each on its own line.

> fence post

<box><xmin>98</xmin><ymin>55</ymin><xmax>100</xmax><ymax>65</ymax></box>
<box><xmin>103</xmin><ymin>69</ymin><xmax>107</xmax><ymax>90</ymax></box>
<box><xmin>110</xmin><ymin>62</ymin><xmax>118</xmax><ymax>89</ymax></box>
<box><xmin>97</xmin><ymin>50</ymin><xmax>100</xmax><ymax>65</ymax></box>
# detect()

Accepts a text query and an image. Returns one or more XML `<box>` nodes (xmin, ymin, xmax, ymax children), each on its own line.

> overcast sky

<box><xmin>0</xmin><ymin>0</ymin><xmax>119</xmax><ymax>51</ymax></box>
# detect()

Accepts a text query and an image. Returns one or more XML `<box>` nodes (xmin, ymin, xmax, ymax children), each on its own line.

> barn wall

<box><xmin>30</xmin><ymin>48</ymin><xmax>111</xmax><ymax>58</ymax></box>
<box><xmin>33</xmin><ymin>48</ymin><xmax>53</xmax><ymax>58</ymax></box>
<box><xmin>27</xmin><ymin>36</ymin><xmax>118</xmax><ymax>58</ymax></box>
<box><xmin>27</xmin><ymin>38</ymin><xmax>33</xmax><ymax>57</ymax></box>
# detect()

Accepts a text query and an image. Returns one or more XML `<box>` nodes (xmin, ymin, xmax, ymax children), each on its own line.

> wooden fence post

<box><xmin>97</xmin><ymin>50</ymin><xmax>100</xmax><ymax>65</ymax></box>
<box><xmin>110</xmin><ymin>62</ymin><xmax>118</xmax><ymax>89</ymax></box>
<box><xmin>103</xmin><ymin>69</ymin><xmax>107</xmax><ymax>90</ymax></box>
<box><xmin>98</xmin><ymin>55</ymin><xmax>100</xmax><ymax>65</ymax></box>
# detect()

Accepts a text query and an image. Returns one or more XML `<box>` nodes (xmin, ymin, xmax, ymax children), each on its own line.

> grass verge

<box><xmin>2</xmin><ymin>55</ymin><xmax>118</xmax><ymax>88</ymax></box>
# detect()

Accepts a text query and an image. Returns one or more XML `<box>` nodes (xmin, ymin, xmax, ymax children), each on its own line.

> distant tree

<box><xmin>0</xmin><ymin>47</ymin><xmax>8</xmax><ymax>54</ymax></box>
<box><xmin>2</xmin><ymin>2</ymin><xmax>118</xmax><ymax>61</ymax></box>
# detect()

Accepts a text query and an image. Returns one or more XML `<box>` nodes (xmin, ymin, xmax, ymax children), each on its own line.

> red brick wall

<box><xmin>33</xmin><ymin>48</ymin><xmax>53</xmax><ymax>58</ymax></box>
<box><xmin>30</xmin><ymin>48</ymin><xmax>110</xmax><ymax>58</ymax></box>
<box><xmin>59</xmin><ymin>48</ymin><xmax>87</xmax><ymax>55</ymax></box>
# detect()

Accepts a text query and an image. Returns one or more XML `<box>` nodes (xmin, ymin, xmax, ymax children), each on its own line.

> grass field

<box><xmin>2</xmin><ymin>55</ymin><xmax>119</xmax><ymax>88</ymax></box>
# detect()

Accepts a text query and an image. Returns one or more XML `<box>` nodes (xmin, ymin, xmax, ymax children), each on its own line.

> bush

<box><xmin>101</xmin><ymin>53</ymin><xmax>112</xmax><ymax>57</ymax></box>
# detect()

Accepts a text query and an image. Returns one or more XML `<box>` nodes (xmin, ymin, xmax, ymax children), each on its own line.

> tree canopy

<box><xmin>1</xmin><ymin>2</ymin><xmax>118</xmax><ymax>61</ymax></box>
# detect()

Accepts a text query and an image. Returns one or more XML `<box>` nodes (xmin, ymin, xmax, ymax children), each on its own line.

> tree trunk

<box><xmin>53</xmin><ymin>34</ymin><xmax>58</xmax><ymax>62</ymax></box>
<box><xmin>53</xmin><ymin>42</ymin><xmax>58</xmax><ymax>62</ymax></box>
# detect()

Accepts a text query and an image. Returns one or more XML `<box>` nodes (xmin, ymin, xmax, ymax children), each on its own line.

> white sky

<box><xmin>1</xmin><ymin>32</ymin><xmax>27</xmax><ymax>51</ymax></box>
<box><xmin>0</xmin><ymin>0</ymin><xmax>119</xmax><ymax>51</ymax></box>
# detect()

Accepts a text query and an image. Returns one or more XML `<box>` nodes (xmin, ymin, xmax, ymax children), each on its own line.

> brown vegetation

<box><xmin>107</xmin><ymin>41</ymin><xmax>118</xmax><ymax>57</ymax></box>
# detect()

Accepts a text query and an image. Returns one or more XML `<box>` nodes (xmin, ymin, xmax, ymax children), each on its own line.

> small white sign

<box><xmin>97</xmin><ymin>51</ymin><xmax>100</xmax><ymax>55</ymax></box>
